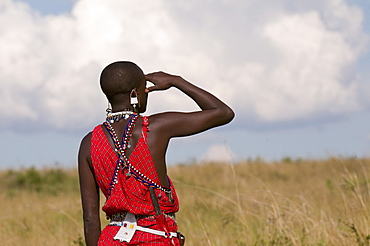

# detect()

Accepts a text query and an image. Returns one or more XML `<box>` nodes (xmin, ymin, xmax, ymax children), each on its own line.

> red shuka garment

<box><xmin>91</xmin><ymin>116</ymin><xmax>180</xmax><ymax>245</ymax></box>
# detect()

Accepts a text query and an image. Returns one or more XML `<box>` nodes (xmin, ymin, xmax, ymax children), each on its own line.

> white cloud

<box><xmin>200</xmin><ymin>144</ymin><xmax>237</xmax><ymax>163</ymax></box>
<box><xmin>0</xmin><ymin>0</ymin><xmax>368</xmax><ymax>132</ymax></box>
<box><xmin>240</xmin><ymin>10</ymin><xmax>361</xmax><ymax>121</ymax></box>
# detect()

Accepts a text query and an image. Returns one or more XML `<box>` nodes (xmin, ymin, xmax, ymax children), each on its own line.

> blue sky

<box><xmin>1</xmin><ymin>0</ymin><xmax>370</xmax><ymax>169</ymax></box>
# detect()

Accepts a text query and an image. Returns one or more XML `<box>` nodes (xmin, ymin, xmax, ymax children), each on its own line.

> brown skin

<box><xmin>78</xmin><ymin>71</ymin><xmax>234</xmax><ymax>245</ymax></box>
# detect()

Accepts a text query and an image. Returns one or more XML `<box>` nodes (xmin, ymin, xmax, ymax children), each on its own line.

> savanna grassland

<box><xmin>0</xmin><ymin>158</ymin><xmax>369</xmax><ymax>245</ymax></box>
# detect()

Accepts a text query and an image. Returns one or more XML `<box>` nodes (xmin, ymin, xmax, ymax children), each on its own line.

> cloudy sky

<box><xmin>1</xmin><ymin>0</ymin><xmax>370</xmax><ymax>169</ymax></box>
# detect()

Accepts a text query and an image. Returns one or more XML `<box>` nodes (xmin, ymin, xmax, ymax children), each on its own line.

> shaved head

<box><xmin>100</xmin><ymin>61</ymin><xmax>145</xmax><ymax>105</ymax></box>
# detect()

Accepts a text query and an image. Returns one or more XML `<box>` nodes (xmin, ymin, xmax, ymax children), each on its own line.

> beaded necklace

<box><xmin>103</xmin><ymin>115</ymin><xmax>171</xmax><ymax>197</ymax></box>
<box><xmin>106</xmin><ymin>110</ymin><xmax>134</xmax><ymax>123</ymax></box>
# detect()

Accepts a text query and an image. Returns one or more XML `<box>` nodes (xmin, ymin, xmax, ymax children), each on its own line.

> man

<box><xmin>78</xmin><ymin>61</ymin><xmax>234</xmax><ymax>245</ymax></box>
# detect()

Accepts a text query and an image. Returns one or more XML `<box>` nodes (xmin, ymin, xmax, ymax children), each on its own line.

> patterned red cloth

<box><xmin>91</xmin><ymin>116</ymin><xmax>180</xmax><ymax>245</ymax></box>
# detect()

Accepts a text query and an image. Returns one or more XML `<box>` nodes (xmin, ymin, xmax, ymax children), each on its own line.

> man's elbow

<box><xmin>215</xmin><ymin>106</ymin><xmax>235</xmax><ymax>126</ymax></box>
<box><xmin>83</xmin><ymin>217</ymin><xmax>101</xmax><ymax>245</ymax></box>
<box><xmin>224</xmin><ymin>107</ymin><xmax>235</xmax><ymax>124</ymax></box>
<box><xmin>83</xmin><ymin>215</ymin><xmax>100</xmax><ymax>233</ymax></box>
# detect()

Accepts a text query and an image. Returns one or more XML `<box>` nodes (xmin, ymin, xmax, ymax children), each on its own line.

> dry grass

<box><xmin>170</xmin><ymin>157</ymin><xmax>370</xmax><ymax>245</ymax></box>
<box><xmin>0</xmin><ymin>168</ymin><xmax>83</xmax><ymax>245</ymax></box>
<box><xmin>0</xmin><ymin>158</ymin><xmax>369</xmax><ymax>245</ymax></box>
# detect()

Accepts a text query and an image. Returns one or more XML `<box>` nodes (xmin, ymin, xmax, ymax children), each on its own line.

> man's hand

<box><xmin>145</xmin><ymin>72</ymin><xmax>183</xmax><ymax>93</ymax></box>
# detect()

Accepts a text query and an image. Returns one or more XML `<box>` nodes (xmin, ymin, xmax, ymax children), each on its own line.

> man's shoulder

<box><xmin>146</xmin><ymin>112</ymin><xmax>178</xmax><ymax>125</ymax></box>
<box><xmin>147</xmin><ymin>112</ymin><xmax>182</xmax><ymax>120</ymax></box>
<box><xmin>146</xmin><ymin>112</ymin><xmax>186</xmax><ymax>134</ymax></box>
<box><xmin>80</xmin><ymin>131</ymin><xmax>92</xmax><ymax>146</ymax></box>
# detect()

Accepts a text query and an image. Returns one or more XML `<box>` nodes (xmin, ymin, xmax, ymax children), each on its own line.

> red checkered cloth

<box><xmin>91</xmin><ymin>116</ymin><xmax>180</xmax><ymax>245</ymax></box>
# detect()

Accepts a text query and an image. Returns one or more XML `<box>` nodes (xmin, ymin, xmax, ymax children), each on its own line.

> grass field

<box><xmin>0</xmin><ymin>157</ymin><xmax>369</xmax><ymax>245</ymax></box>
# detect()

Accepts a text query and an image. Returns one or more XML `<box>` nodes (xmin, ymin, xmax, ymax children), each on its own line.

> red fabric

<box><xmin>91</xmin><ymin>116</ymin><xmax>180</xmax><ymax>245</ymax></box>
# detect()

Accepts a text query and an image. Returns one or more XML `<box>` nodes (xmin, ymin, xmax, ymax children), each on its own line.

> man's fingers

<box><xmin>145</xmin><ymin>72</ymin><xmax>160</xmax><ymax>81</ymax></box>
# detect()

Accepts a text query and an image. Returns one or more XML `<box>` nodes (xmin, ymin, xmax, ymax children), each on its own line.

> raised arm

<box><xmin>78</xmin><ymin>133</ymin><xmax>101</xmax><ymax>246</ymax></box>
<box><xmin>145</xmin><ymin>72</ymin><xmax>234</xmax><ymax>138</ymax></box>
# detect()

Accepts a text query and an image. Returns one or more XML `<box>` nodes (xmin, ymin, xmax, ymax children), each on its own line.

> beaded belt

<box><xmin>108</xmin><ymin>212</ymin><xmax>179</xmax><ymax>242</ymax></box>
<box><xmin>109</xmin><ymin>220</ymin><xmax>179</xmax><ymax>239</ymax></box>
<box><xmin>108</xmin><ymin>211</ymin><xmax>176</xmax><ymax>222</ymax></box>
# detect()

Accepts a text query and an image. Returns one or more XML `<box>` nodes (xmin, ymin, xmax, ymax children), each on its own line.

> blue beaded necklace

<box><xmin>103</xmin><ymin>114</ymin><xmax>171</xmax><ymax>198</ymax></box>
